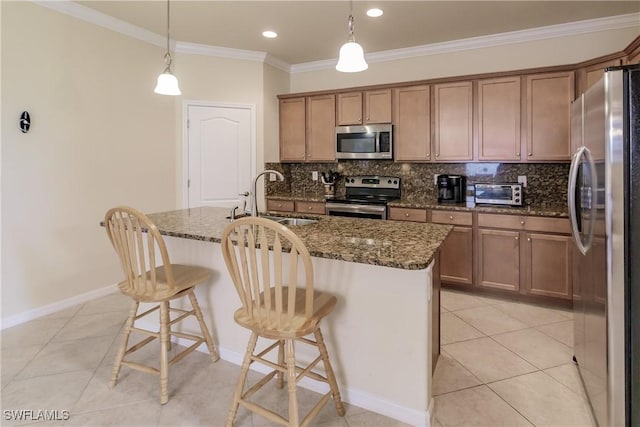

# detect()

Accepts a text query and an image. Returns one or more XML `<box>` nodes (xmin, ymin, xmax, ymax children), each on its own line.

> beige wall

<box><xmin>290</xmin><ymin>27</ymin><xmax>640</xmax><ymax>92</ymax></box>
<box><xmin>1</xmin><ymin>2</ymin><xmax>176</xmax><ymax>320</ymax></box>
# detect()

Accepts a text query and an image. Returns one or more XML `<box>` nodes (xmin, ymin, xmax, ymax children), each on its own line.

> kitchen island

<box><xmin>139</xmin><ymin>207</ymin><xmax>452</xmax><ymax>426</ymax></box>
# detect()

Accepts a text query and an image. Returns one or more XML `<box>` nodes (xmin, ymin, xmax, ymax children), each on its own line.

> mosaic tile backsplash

<box><xmin>265</xmin><ymin>161</ymin><xmax>570</xmax><ymax>208</ymax></box>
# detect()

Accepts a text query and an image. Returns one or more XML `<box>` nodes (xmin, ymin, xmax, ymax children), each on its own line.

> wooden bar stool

<box><xmin>221</xmin><ymin>217</ymin><xmax>345</xmax><ymax>427</ymax></box>
<box><xmin>104</xmin><ymin>206</ymin><xmax>219</xmax><ymax>404</ymax></box>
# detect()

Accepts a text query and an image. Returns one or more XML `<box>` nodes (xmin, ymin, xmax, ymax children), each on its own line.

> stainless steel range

<box><xmin>325</xmin><ymin>175</ymin><xmax>400</xmax><ymax>220</ymax></box>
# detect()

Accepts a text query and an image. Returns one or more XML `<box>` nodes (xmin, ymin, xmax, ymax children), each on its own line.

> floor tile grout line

<box><xmin>483</xmin><ymin>379</ymin><xmax>538</xmax><ymax>427</ymax></box>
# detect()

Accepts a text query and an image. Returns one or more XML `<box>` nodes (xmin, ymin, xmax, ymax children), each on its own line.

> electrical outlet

<box><xmin>518</xmin><ymin>175</ymin><xmax>527</xmax><ymax>187</ymax></box>
<box><xmin>269</xmin><ymin>173</ymin><xmax>277</xmax><ymax>181</ymax></box>
<box><xmin>312</xmin><ymin>171</ymin><xmax>318</xmax><ymax>181</ymax></box>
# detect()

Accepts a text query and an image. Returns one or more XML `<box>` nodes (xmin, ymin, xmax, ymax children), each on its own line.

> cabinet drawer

<box><xmin>388</xmin><ymin>207</ymin><xmax>427</xmax><ymax>222</ymax></box>
<box><xmin>266</xmin><ymin>199</ymin><xmax>295</xmax><ymax>212</ymax></box>
<box><xmin>431</xmin><ymin>210</ymin><xmax>473</xmax><ymax>226</ymax></box>
<box><xmin>478</xmin><ymin>213</ymin><xmax>570</xmax><ymax>233</ymax></box>
<box><xmin>295</xmin><ymin>201</ymin><xmax>325</xmax><ymax>214</ymax></box>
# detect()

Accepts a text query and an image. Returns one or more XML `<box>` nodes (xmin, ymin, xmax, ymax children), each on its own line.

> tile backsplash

<box><xmin>265</xmin><ymin>161</ymin><xmax>570</xmax><ymax>208</ymax></box>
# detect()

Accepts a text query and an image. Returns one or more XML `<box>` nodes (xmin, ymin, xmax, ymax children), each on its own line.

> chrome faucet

<box><xmin>251</xmin><ymin>170</ymin><xmax>284</xmax><ymax>216</ymax></box>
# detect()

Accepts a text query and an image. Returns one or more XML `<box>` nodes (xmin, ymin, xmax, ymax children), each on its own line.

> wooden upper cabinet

<box><xmin>434</xmin><ymin>81</ymin><xmax>473</xmax><ymax>161</ymax></box>
<box><xmin>525</xmin><ymin>72</ymin><xmax>574</xmax><ymax>161</ymax></box>
<box><xmin>338</xmin><ymin>90</ymin><xmax>392</xmax><ymax>125</ymax></box>
<box><xmin>365</xmin><ymin>89</ymin><xmax>392</xmax><ymax>123</ymax></box>
<box><xmin>477</xmin><ymin>77</ymin><xmax>521</xmax><ymax>161</ymax></box>
<box><xmin>279</xmin><ymin>97</ymin><xmax>306</xmax><ymax>162</ymax></box>
<box><xmin>393</xmin><ymin>85</ymin><xmax>431</xmax><ymax>161</ymax></box>
<box><xmin>578</xmin><ymin>58</ymin><xmax>623</xmax><ymax>94</ymax></box>
<box><xmin>337</xmin><ymin>92</ymin><xmax>363</xmax><ymax>125</ymax></box>
<box><xmin>306</xmin><ymin>94</ymin><xmax>336</xmax><ymax>162</ymax></box>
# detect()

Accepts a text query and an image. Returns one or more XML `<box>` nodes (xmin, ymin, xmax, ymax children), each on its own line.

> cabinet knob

<box><xmin>308</xmin><ymin>206</ymin><xmax>312</xmax><ymax>210</ymax></box>
<box><xmin>520</xmin><ymin>220</ymin><xmax>525</xmax><ymax>225</ymax></box>
<box><xmin>528</xmin><ymin>152</ymin><xmax>532</xmax><ymax>156</ymax></box>
<box><xmin>516</xmin><ymin>152</ymin><xmax>520</xmax><ymax>157</ymax></box>
<box><xmin>278</xmin><ymin>204</ymin><xmax>282</xmax><ymax>208</ymax></box>
<box><xmin>515</xmin><ymin>236</ymin><xmax>519</xmax><ymax>240</ymax></box>
<box><xmin>405</xmin><ymin>213</ymin><xmax>410</xmax><ymax>217</ymax></box>
<box><xmin>449</xmin><ymin>215</ymin><xmax>454</xmax><ymax>220</ymax></box>
<box><xmin>436</xmin><ymin>154</ymin><xmax>440</xmax><ymax>158</ymax></box>
<box><xmin>527</xmin><ymin>237</ymin><xmax>531</xmax><ymax>242</ymax></box>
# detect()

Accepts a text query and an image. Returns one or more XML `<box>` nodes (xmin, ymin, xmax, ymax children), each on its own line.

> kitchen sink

<box><xmin>260</xmin><ymin>215</ymin><xmax>317</xmax><ymax>226</ymax></box>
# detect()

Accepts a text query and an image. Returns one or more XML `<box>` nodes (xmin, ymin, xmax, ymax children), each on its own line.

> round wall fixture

<box><xmin>19</xmin><ymin>111</ymin><xmax>31</xmax><ymax>133</ymax></box>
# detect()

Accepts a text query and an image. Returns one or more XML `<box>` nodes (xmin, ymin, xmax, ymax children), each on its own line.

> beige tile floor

<box><xmin>434</xmin><ymin>289</ymin><xmax>596</xmax><ymax>427</ymax></box>
<box><xmin>1</xmin><ymin>289</ymin><xmax>595</xmax><ymax>427</ymax></box>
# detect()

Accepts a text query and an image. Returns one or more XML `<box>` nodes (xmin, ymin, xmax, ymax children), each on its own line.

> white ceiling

<box><xmin>76</xmin><ymin>1</ymin><xmax>640</xmax><ymax>65</ymax></box>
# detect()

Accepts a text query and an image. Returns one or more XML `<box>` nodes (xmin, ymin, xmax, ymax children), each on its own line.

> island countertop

<box><xmin>145</xmin><ymin>207</ymin><xmax>452</xmax><ymax>270</ymax></box>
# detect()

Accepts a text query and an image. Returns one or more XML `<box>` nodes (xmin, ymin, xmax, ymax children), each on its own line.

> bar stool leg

<box><xmin>315</xmin><ymin>328</ymin><xmax>345</xmax><ymax>416</ymax></box>
<box><xmin>159</xmin><ymin>301</ymin><xmax>170</xmax><ymax>405</ymax></box>
<box><xmin>276</xmin><ymin>340</ymin><xmax>285</xmax><ymax>389</ymax></box>
<box><xmin>285</xmin><ymin>339</ymin><xmax>299</xmax><ymax>427</ymax></box>
<box><xmin>188</xmin><ymin>291</ymin><xmax>219</xmax><ymax>361</ymax></box>
<box><xmin>110</xmin><ymin>301</ymin><xmax>139</xmax><ymax>388</ymax></box>
<box><xmin>226</xmin><ymin>332</ymin><xmax>259</xmax><ymax>427</ymax></box>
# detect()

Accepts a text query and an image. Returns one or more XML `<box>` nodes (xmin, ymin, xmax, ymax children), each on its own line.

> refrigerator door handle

<box><xmin>568</xmin><ymin>146</ymin><xmax>597</xmax><ymax>255</ymax></box>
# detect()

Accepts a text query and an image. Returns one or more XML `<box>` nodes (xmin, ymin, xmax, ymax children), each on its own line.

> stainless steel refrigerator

<box><xmin>569</xmin><ymin>64</ymin><xmax>639</xmax><ymax>426</ymax></box>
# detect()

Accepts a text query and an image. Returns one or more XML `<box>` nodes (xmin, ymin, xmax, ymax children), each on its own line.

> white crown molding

<box><xmin>32</xmin><ymin>0</ymin><xmax>166</xmax><ymax>49</ymax></box>
<box><xmin>175</xmin><ymin>41</ymin><xmax>267</xmax><ymax>62</ymax></box>
<box><xmin>290</xmin><ymin>12</ymin><xmax>640</xmax><ymax>74</ymax></box>
<box><xmin>31</xmin><ymin>1</ymin><xmax>639</xmax><ymax>75</ymax></box>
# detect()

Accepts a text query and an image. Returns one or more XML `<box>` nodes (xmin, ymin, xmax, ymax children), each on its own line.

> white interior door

<box><xmin>186</xmin><ymin>104</ymin><xmax>253</xmax><ymax>210</ymax></box>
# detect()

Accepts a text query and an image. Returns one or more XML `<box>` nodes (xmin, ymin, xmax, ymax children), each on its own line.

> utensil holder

<box><xmin>323</xmin><ymin>184</ymin><xmax>335</xmax><ymax>198</ymax></box>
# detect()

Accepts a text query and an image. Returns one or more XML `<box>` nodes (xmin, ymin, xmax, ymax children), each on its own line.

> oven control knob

<box><xmin>388</xmin><ymin>179</ymin><xmax>392</xmax><ymax>184</ymax></box>
<box><xmin>394</xmin><ymin>180</ymin><xmax>398</xmax><ymax>184</ymax></box>
<box><xmin>515</xmin><ymin>198</ymin><xmax>520</xmax><ymax>203</ymax></box>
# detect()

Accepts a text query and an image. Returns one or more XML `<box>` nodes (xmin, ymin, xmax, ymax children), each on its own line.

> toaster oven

<box><xmin>474</xmin><ymin>183</ymin><xmax>523</xmax><ymax>206</ymax></box>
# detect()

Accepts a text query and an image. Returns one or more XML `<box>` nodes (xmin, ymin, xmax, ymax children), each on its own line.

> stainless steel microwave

<box><xmin>474</xmin><ymin>183</ymin><xmax>523</xmax><ymax>206</ymax></box>
<box><xmin>336</xmin><ymin>124</ymin><xmax>393</xmax><ymax>160</ymax></box>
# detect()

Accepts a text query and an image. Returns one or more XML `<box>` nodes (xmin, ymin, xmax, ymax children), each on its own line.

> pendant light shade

<box><xmin>154</xmin><ymin>0</ymin><xmax>181</xmax><ymax>96</ymax></box>
<box><xmin>336</xmin><ymin>10</ymin><xmax>368</xmax><ymax>73</ymax></box>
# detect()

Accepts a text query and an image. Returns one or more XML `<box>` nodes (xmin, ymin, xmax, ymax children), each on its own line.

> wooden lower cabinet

<box><xmin>266</xmin><ymin>199</ymin><xmax>295</xmax><ymax>213</ymax></box>
<box><xmin>525</xmin><ymin>232</ymin><xmax>572</xmax><ymax>300</ymax></box>
<box><xmin>477</xmin><ymin>213</ymin><xmax>573</xmax><ymax>300</ymax></box>
<box><xmin>440</xmin><ymin>226</ymin><xmax>474</xmax><ymax>286</ymax></box>
<box><xmin>295</xmin><ymin>201</ymin><xmax>325</xmax><ymax>215</ymax></box>
<box><xmin>477</xmin><ymin>228</ymin><xmax>521</xmax><ymax>292</ymax></box>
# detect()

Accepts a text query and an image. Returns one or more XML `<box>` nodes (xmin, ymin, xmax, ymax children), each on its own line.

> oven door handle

<box><xmin>325</xmin><ymin>204</ymin><xmax>386</xmax><ymax>215</ymax></box>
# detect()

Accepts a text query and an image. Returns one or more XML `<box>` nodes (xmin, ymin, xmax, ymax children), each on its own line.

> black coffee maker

<box><xmin>437</xmin><ymin>175</ymin><xmax>466</xmax><ymax>204</ymax></box>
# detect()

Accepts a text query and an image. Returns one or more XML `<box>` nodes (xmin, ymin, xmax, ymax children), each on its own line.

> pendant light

<box><xmin>336</xmin><ymin>0</ymin><xmax>368</xmax><ymax>73</ymax></box>
<box><xmin>154</xmin><ymin>0</ymin><xmax>181</xmax><ymax>95</ymax></box>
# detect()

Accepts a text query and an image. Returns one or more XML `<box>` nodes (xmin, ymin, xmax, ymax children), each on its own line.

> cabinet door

<box><xmin>440</xmin><ymin>226</ymin><xmax>473</xmax><ymax>286</ymax></box>
<box><xmin>393</xmin><ymin>85</ymin><xmax>431</xmax><ymax>161</ymax></box>
<box><xmin>578</xmin><ymin>59</ymin><xmax>623</xmax><ymax>93</ymax></box>
<box><xmin>306</xmin><ymin>94</ymin><xmax>336</xmax><ymax>162</ymax></box>
<box><xmin>434</xmin><ymin>81</ymin><xmax>473</xmax><ymax>161</ymax></box>
<box><xmin>525</xmin><ymin>233</ymin><xmax>572</xmax><ymax>299</ymax></box>
<box><xmin>477</xmin><ymin>229</ymin><xmax>520</xmax><ymax>292</ymax></box>
<box><xmin>525</xmin><ymin>72</ymin><xmax>574</xmax><ymax>161</ymax></box>
<box><xmin>365</xmin><ymin>89</ymin><xmax>392</xmax><ymax>124</ymax></box>
<box><xmin>477</xmin><ymin>77</ymin><xmax>521</xmax><ymax>161</ymax></box>
<box><xmin>337</xmin><ymin>92</ymin><xmax>363</xmax><ymax>125</ymax></box>
<box><xmin>279</xmin><ymin>98</ymin><xmax>306</xmax><ymax>162</ymax></box>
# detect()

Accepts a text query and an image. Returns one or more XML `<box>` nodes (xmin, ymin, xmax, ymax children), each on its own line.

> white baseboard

<box><xmin>1</xmin><ymin>284</ymin><xmax>119</xmax><ymax>330</ymax></box>
<box><xmin>173</xmin><ymin>336</ymin><xmax>431</xmax><ymax>426</ymax></box>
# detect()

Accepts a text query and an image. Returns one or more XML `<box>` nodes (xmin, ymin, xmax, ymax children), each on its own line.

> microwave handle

<box><xmin>375</xmin><ymin>132</ymin><xmax>380</xmax><ymax>153</ymax></box>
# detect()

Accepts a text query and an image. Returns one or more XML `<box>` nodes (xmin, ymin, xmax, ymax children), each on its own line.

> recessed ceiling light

<box><xmin>262</xmin><ymin>30</ymin><xmax>278</xmax><ymax>39</ymax></box>
<box><xmin>366</xmin><ymin>8</ymin><xmax>383</xmax><ymax>18</ymax></box>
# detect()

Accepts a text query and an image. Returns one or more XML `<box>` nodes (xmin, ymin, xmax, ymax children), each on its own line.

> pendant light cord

<box><xmin>164</xmin><ymin>0</ymin><xmax>173</xmax><ymax>70</ymax></box>
<box><xmin>347</xmin><ymin>0</ymin><xmax>355</xmax><ymax>42</ymax></box>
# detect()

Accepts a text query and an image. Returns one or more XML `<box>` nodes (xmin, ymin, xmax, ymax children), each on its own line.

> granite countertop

<box><xmin>145</xmin><ymin>207</ymin><xmax>452</xmax><ymax>270</ymax></box>
<box><xmin>267</xmin><ymin>194</ymin><xmax>568</xmax><ymax>218</ymax></box>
